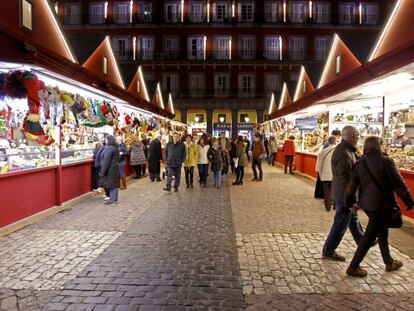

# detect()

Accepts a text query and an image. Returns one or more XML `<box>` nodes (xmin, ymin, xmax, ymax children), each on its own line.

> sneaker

<box><xmin>346</xmin><ymin>266</ymin><xmax>368</xmax><ymax>277</ymax></box>
<box><xmin>104</xmin><ymin>200</ymin><xmax>117</xmax><ymax>206</ymax></box>
<box><xmin>102</xmin><ymin>194</ymin><xmax>108</xmax><ymax>199</ymax></box>
<box><xmin>103</xmin><ymin>196</ymin><xmax>111</xmax><ymax>201</ymax></box>
<box><xmin>322</xmin><ymin>252</ymin><xmax>346</xmax><ymax>262</ymax></box>
<box><xmin>386</xmin><ymin>260</ymin><xmax>403</xmax><ymax>272</ymax></box>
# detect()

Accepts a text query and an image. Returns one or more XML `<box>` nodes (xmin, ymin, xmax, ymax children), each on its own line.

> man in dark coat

<box><xmin>163</xmin><ymin>132</ymin><xmax>186</xmax><ymax>193</ymax></box>
<box><xmin>100</xmin><ymin>135</ymin><xmax>120</xmax><ymax>205</ymax></box>
<box><xmin>322</xmin><ymin>126</ymin><xmax>365</xmax><ymax>261</ymax></box>
<box><xmin>148</xmin><ymin>135</ymin><xmax>162</xmax><ymax>182</ymax></box>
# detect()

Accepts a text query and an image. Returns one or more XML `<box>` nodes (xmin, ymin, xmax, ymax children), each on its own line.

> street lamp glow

<box><xmin>54</xmin><ymin>2</ymin><xmax>58</xmax><ymax>14</ymax></box>
<box><xmin>219</xmin><ymin>116</ymin><xmax>225</xmax><ymax>123</ymax></box>
<box><xmin>244</xmin><ymin>116</ymin><xmax>250</xmax><ymax>123</ymax></box>
<box><xmin>195</xmin><ymin>116</ymin><xmax>200</xmax><ymax>123</ymax></box>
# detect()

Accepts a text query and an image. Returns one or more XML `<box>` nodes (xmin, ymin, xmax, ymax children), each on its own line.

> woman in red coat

<box><xmin>283</xmin><ymin>135</ymin><xmax>296</xmax><ymax>174</ymax></box>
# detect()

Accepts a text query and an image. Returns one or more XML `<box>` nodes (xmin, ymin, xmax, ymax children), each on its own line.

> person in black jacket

<box><xmin>345</xmin><ymin>136</ymin><xmax>414</xmax><ymax>277</ymax></box>
<box><xmin>116</xmin><ymin>137</ymin><xmax>128</xmax><ymax>190</ymax></box>
<box><xmin>163</xmin><ymin>132</ymin><xmax>186</xmax><ymax>193</ymax></box>
<box><xmin>322</xmin><ymin>126</ymin><xmax>365</xmax><ymax>262</ymax></box>
<box><xmin>100</xmin><ymin>135</ymin><xmax>120</xmax><ymax>205</ymax></box>
<box><xmin>148</xmin><ymin>135</ymin><xmax>162</xmax><ymax>182</ymax></box>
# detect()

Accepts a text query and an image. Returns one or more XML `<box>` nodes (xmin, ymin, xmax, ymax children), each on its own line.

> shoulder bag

<box><xmin>362</xmin><ymin>159</ymin><xmax>403</xmax><ymax>228</ymax></box>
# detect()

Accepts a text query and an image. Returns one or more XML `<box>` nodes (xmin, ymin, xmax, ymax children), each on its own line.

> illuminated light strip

<box><xmin>130</xmin><ymin>0</ymin><xmax>134</xmax><ymax>23</ymax></box>
<box><xmin>283</xmin><ymin>0</ymin><xmax>286</xmax><ymax>23</ymax></box>
<box><xmin>269</xmin><ymin>92</ymin><xmax>275</xmax><ymax>114</ymax></box>
<box><xmin>278</xmin><ymin>83</ymin><xmax>288</xmax><ymax>109</ymax></box>
<box><xmin>104</xmin><ymin>1</ymin><xmax>108</xmax><ymax>18</ymax></box>
<box><xmin>207</xmin><ymin>0</ymin><xmax>210</xmax><ymax>22</ymax></box>
<box><xmin>181</xmin><ymin>0</ymin><xmax>184</xmax><ymax>22</ymax></box>
<box><xmin>232</xmin><ymin>1</ymin><xmax>236</xmax><ymax>18</ymax></box>
<box><xmin>168</xmin><ymin>93</ymin><xmax>175</xmax><ymax>114</ymax></box>
<box><xmin>368</xmin><ymin>0</ymin><xmax>402</xmax><ymax>62</ymax></box>
<box><xmin>105</xmin><ymin>36</ymin><xmax>126</xmax><ymax>89</ymax></box>
<box><xmin>133</xmin><ymin>36</ymin><xmax>136</xmax><ymax>60</ymax></box>
<box><xmin>293</xmin><ymin>66</ymin><xmax>306</xmax><ymax>102</ymax></box>
<box><xmin>309</xmin><ymin>1</ymin><xmax>312</xmax><ymax>19</ymax></box>
<box><xmin>203</xmin><ymin>36</ymin><xmax>207</xmax><ymax>60</ymax></box>
<box><xmin>138</xmin><ymin>66</ymin><xmax>150</xmax><ymax>101</ymax></box>
<box><xmin>317</xmin><ymin>33</ymin><xmax>339</xmax><ymax>88</ymax></box>
<box><xmin>43</xmin><ymin>0</ymin><xmax>77</xmax><ymax>63</ymax></box>
<box><xmin>279</xmin><ymin>36</ymin><xmax>283</xmax><ymax>60</ymax></box>
<box><xmin>229</xmin><ymin>36</ymin><xmax>232</xmax><ymax>60</ymax></box>
<box><xmin>156</xmin><ymin>83</ymin><xmax>165</xmax><ymax>109</ymax></box>
<box><xmin>359</xmin><ymin>2</ymin><xmax>362</xmax><ymax>24</ymax></box>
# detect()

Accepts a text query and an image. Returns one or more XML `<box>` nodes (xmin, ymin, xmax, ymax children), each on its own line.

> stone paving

<box><xmin>0</xmin><ymin>166</ymin><xmax>413</xmax><ymax>310</ymax></box>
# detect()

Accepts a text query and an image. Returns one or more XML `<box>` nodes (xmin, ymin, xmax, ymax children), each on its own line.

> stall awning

<box><xmin>278</xmin><ymin>82</ymin><xmax>293</xmax><ymax>110</ymax></box>
<box><xmin>127</xmin><ymin>66</ymin><xmax>150</xmax><ymax>102</ymax></box>
<box><xmin>151</xmin><ymin>83</ymin><xmax>165</xmax><ymax>110</ymax></box>
<box><xmin>293</xmin><ymin>66</ymin><xmax>316</xmax><ymax>102</ymax></box>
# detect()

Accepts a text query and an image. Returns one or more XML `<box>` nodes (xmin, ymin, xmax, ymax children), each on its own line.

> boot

<box><xmin>120</xmin><ymin>177</ymin><xmax>127</xmax><ymax>190</ymax></box>
<box><xmin>386</xmin><ymin>260</ymin><xmax>403</xmax><ymax>272</ymax></box>
<box><xmin>346</xmin><ymin>266</ymin><xmax>368</xmax><ymax>277</ymax></box>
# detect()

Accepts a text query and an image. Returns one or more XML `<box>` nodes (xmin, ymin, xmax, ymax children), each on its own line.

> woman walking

<box><xmin>100</xmin><ymin>135</ymin><xmax>120</xmax><ymax>205</ymax></box>
<box><xmin>345</xmin><ymin>136</ymin><xmax>414</xmax><ymax>277</ymax></box>
<box><xmin>183</xmin><ymin>134</ymin><xmax>198</xmax><ymax>188</ymax></box>
<box><xmin>229</xmin><ymin>137</ymin><xmax>238</xmax><ymax>174</ymax></box>
<box><xmin>283</xmin><ymin>135</ymin><xmax>296</xmax><ymax>174</ymax></box>
<box><xmin>129</xmin><ymin>134</ymin><xmax>147</xmax><ymax>179</ymax></box>
<box><xmin>316</xmin><ymin>136</ymin><xmax>337</xmax><ymax>211</ymax></box>
<box><xmin>208</xmin><ymin>138</ymin><xmax>225</xmax><ymax>189</ymax></box>
<box><xmin>233</xmin><ymin>136</ymin><xmax>248</xmax><ymax>185</ymax></box>
<box><xmin>268</xmin><ymin>136</ymin><xmax>278</xmax><ymax>166</ymax></box>
<box><xmin>197</xmin><ymin>136</ymin><xmax>210</xmax><ymax>187</ymax></box>
<box><xmin>117</xmin><ymin>136</ymin><xmax>128</xmax><ymax>190</ymax></box>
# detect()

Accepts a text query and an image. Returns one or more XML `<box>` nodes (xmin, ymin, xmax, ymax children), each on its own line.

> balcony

<box><xmin>89</xmin><ymin>13</ymin><xmax>105</xmax><ymax>24</ymax></box>
<box><xmin>165</xmin><ymin>12</ymin><xmax>181</xmax><ymax>23</ymax></box>
<box><xmin>314</xmin><ymin>50</ymin><xmax>328</xmax><ymax>61</ymax></box>
<box><xmin>312</xmin><ymin>13</ymin><xmax>330</xmax><ymax>24</ymax></box>
<box><xmin>64</xmin><ymin>14</ymin><xmax>81</xmax><ymax>25</ymax></box>
<box><xmin>289</xmin><ymin>51</ymin><xmax>306</xmax><ymax>61</ymax></box>
<box><xmin>178</xmin><ymin>89</ymin><xmax>268</xmax><ymax>99</ymax></box>
<box><xmin>361</xmin><ymin>14</ymin><xmax>379</xmax><ymax>25</ymax></box>
<box><xmin>288</xmin><ymin>13</ymin><xmax>307</xmax><ymax>24</ymax></box>
<box><xmin>188</xmin><ymin>13</ymin><xmax>207</xmax><ymax>23</ymax></box>
<box><xmin>264</xmin><ymin>12</ymin><xmax>283</xmax><ymax>23</ymax></box>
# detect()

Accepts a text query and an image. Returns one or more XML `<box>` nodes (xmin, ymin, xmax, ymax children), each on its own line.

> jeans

<box><xmin>322</xmin><ymin>203</ymin><xmax>365</xmax><ymax>257</ymax></box>
<box><xmin>285</xmin><ymin>155</ymin><xmax>294</xmax><ymax>173</ymax></box>
<box><xmin>184</xmin><ymin>166</ymin><xmax>194</xmax><ymax>186</ymax></box>
<box><xmin>350</xmin><ymin>211</ymin><xmax>393</xmax><ymax>268</ymax></box>
<box><xmin>252</xmin><ymin>158</ymin><xmax>263</xmax><ymax>180</ymax></box>
<box><xmin>270</xmin><ymin>153</ymin><xmax>277</xmax><ymax>166</ymax></box>
<box><xmin>118</xmin><ymin>161</ymin><xmax>126</xmax><ymax>177</ymax></box>
<box><xmin>236</xmin><ymin>166</ymin><xmax>245</xmax><ymax>183</ymax></box>
<box><xmin>166</xmin><ymin>166</ymin><xmax>182</xmax><ymax>191</ymax></box>
<box><xmin>323</xmin><ymin>181</ymin><xmax>333</xmax><ymax>211</ymax></box>
<box><xmin>93</xmin><ymin>166</ymin><xmax>101</xmax><ymax>190</ymax></box>
<box><xmin>149</xmin><ymin>161</ymin><xmax>161</xmax><ymax>181</ymax></box>
<box><xmin>109</xmin><ymin>187</ymin><xmax>119</xmax><ymax>202</ymax></box>
<box><xmin>213</xmin><ymin>171</ymin><xmax>222</xmax><ymax>187</ymax></box>
<box><xmin>198</xmin><ymin>164</ymin><xmax>209</xmax><ymax>186</ymax></box>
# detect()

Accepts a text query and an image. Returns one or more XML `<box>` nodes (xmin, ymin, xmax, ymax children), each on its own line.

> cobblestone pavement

<box><xmin>0</xmin><ymin>166</ymin><xmax>414</xmax><ymax>310</ymax></box>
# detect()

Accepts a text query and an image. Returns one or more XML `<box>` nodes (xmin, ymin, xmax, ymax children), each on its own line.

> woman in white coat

<box><xmin>316</xmin><ymin>136</ymin><xmax>337</xmax><ymax>211</ymax></box>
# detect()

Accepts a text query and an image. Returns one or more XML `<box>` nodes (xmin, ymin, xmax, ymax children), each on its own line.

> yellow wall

<box><xmin>238</xmin><ymin>111</ymin><xmax>257</xmax><ymax>123</ymax></box>
<box><xmin>213</xmin><ymin>110</ymin><xmax>232</xmax><ymax>123</ymax></box>
<box><xmin>173</xmin><ymin>110</ymin><xmax>181</xmax><ymax>122</ymax></box>
<box><xmin>187</xmin><ymin>110</ymin><xmax>207</xmax><ymax>124</ymax></box>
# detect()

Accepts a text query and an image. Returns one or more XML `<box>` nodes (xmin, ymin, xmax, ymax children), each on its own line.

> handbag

<box><xmin>362</xmin><ymin>159</ymin><xmax>403</xmax><ymax>228</ymax></box>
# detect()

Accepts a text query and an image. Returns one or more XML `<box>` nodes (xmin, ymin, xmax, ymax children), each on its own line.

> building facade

<box><xmin>56</xmin><ymin>0</ymin><xmax>394</xmax><ymax>138</ymax></box>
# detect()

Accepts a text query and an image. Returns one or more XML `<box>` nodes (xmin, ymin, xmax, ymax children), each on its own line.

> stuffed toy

<box><xmin>22</xmin><ymin>71</ymin><xmax>45</xmax><ymax>137</ymax></box>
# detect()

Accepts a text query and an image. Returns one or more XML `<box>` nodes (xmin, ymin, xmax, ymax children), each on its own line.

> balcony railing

<box><xmin>89</xmin><ymin>13</ymin><xmax>105</xmax><ymax>24</ymax></box>
<box><xmin>178</xmin><ymin>89</ymin><xmax>269</xmax><ymax>99</ymax></box>
<box><xmin>264</xmin><ymin>12</ymin><xmax>283</xmax><ymax>23</ymax></box>
<box><xmin>188</xmin><ymin>12</ymin><xmax>207</xmax><ymax>23</ymax></box>
<box><xmin>288</xmin><ymin>13</ymin><xmax>307</xmax><ymax>24</ymax></box>
<box><xmin>64</xmin><ymin>14</ymin><xmax>82</xmax><ymax>25</ymax></box>
<box><xmin>312</xmin><ymin>13</ymin><xmax>331</xmax><ymax>24</ymax></box>
<box><xmin>314</xmin><ymin>50</ymin><xmax>328</xmax><ymax>61</ymax></box>
<box><xmin>289</xmin><ymin>51</ymin><xmax>306</xmax><ymax>61</ymax></box>
<box><xmin>165</xmin><ymin>12</ymin><xmax>181</xmax><ymax>23</ymax></box>
<box><xmin>361</xmin><ymin>14</ymin><xmax>379</xmax><ymax>25</ymax></box>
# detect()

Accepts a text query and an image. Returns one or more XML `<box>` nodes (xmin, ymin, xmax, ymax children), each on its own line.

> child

<box><xmin>208</xmin><ymin>138</ymin><xmax>225</xmax><ymax>189</ymax></box>
<box><xmin>283</xmin><ymin>135</ymin><xmax>296</xmax><ymax>174</ymax></box>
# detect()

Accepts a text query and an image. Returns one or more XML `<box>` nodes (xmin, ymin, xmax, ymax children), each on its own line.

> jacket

<box><xmin>197</xmin><ymin>144</ymin><xmax>210</xmax><ymax>164</ymax></box>
<box><xmin>148</xmin><ymin>138</ymin><xmax>162</xmax><ymax>163</ymax></box>
<box><xmin>283</xmin><ymin>139</ymin><xmax>295</xmax><ymax>156</ymax></box>
<box><xmin>100</xmin><ymin>136</ymin><xmax>120</xmax><ymax>189</ymax></box>
<box><xmin>252</xmin><ymin>140</ymin><xmax>265</xmax><ymax>159</ymax></box>
<box><xmin>219</xmin><ymin>137</ymin><xmax>231</xmax><ymax>152</ymax></box>
<box><xmin>269</xmin><ymin>140</ymin><xmax>278</xmax><ymax>154</ymax></box>
<box><xmin>208</xmin><ymin>146</ymin><xmax>225</xmax><ymax>172</ymax></box>
<box><xmin>165</xmin><ymin>141</ymin><xmax>186</xmax><ymax>167</ymax></box>
<box><xmin>346</xmin><ymin>153</ymin><xmax>414</xmax><ymax>212</ymax></box>
<box><xmin>93</xmin><ymin>147</ymin><xmax>104</xmax><ymax>168</ymax></box>
<box><xmin>129</xmin><ymin>142</ymin><xmax>147</xmax><ymax>165</ymax></box>
<box><xmin>183</xmin><ymin>142</ymin><xmax>198</xmax><ymax>167</ymax></box>
<box><xmin>236</xmin><ymin>143</ymin><xmax>248</xmax><ymax>167</ymax></box>
<box><xmin>229</xmin><ymin>142</ymin><xmax>237</xmax><ymax>159</ymax></box>
<box><xmin>331</xmin><ymin>140</ymin><xmax>357</xmax><ymax>204</ymax></box>
<box><xmin>316</xmin><ymin>145</ymin><xmax>336</xmax><ymax>181</ymax></box>
<box><xmin>118</xmin><ymin>143</ymin><xmax>128</xmax><ymax>163</ymax></box>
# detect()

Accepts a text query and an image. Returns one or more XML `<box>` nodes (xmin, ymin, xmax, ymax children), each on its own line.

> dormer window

<box><xmin>21</xmin><ymin>0</ymin><xmax>33</xmax><ymax>31</ymax></box>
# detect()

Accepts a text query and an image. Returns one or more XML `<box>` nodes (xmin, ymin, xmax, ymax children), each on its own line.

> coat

<box><xmin>316</xmin><ymin>145</ymin><xmax>336</xmax><ymax>181</ymax></box>
<box><xmin>252</xmin><ymin>140</ymin><xmax>265</xmax><ymax>159</ymax></box>
<box><xmin>236</xmin><ymin>143</ymin><xmax>248</xmax><ymax>167</ymax></box>
<box><xmin>331</xmin><ymin>140</ymin><xmax>358</xmax><ymax>204</ymax></box>
<box><xmin>345</xmin><ymin>153</ymin><xmax>414</xmax><ymax>212</ymax></box>
<box><xmin>283</xmin><ymin>139</ymin><xmax>295</xmax><ymax>156</ymax></box>
<box><xmin>129</xmin><ymin>142</ymin><xmax>147</xmax><ymax>166</ymax></box>
<box><xmin>197</xmin><ymin>144</ymin><xmax>210</xmax><ymax>164</ymax></box>
<box><xmin>93</xmin><ymin>147</ymin><xmax>104</xmax><ymax>168</ymax></box>
<box><xmin>183</xmin><ymin>142</ymin><xmax>198</xmax><ymax>167</ymax></box>
<box><xmin>165</xmin><ymin>141</ymin><xmax>186</xmax><ymax>167</ymax></box>
<box><xmin>148</xmin><ymin>138</ymin><xmax>162</xmax><ymax>163</ymax></box>
<box><xmin>208</xmin><ymin>146</ymin><xmax>225</xmax><ymax>172</ymax></box>
<box><xmin>100</xmin><ymin>137</ymin><xmax>120</xmax><ymax>189</ymax></box>
<box><xmin>118</xmin><ymin>143</ymin><xmax>128</xmax><ymax>163</ymax></box>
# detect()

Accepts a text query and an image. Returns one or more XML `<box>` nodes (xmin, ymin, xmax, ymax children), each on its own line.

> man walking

<box><xmin>322</xmin><ymin>126</ymin><xmax>365</xmax><ymax>261</ymax></box>
<box><xmin>163</xmin><ymin>132</ymin><xmax>186</xmax><ymax>193</ymax></box>
<box><xmin>251</xmin><ymin>133</ymin><xmax>265</xmax><ymax>182</ymax></box>
<box><xmin>220</xmin><ymin>132</ymin><xmax>231</xmax><ymax>175</ymax></box>
<box><xmin>148</xmin><ymin>135</ymin><xmax>162</xmax><ymax>182</ymax></box>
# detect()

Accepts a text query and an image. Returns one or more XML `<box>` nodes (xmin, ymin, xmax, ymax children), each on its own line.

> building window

<box><xmin>289</xmin><ymin>36</ymin><xmax>306</xmax><ymax>60</ymax></box>
<box><xmin>195</xmin><ymin>114</ymin><xmax>205</xmax><ymax>123</ymax></box>
<box><xmin>239</xmin><ymin>36</ymin><xmax>255</xmax><ymax>60</ymax></box>
<box><xmin>289</xmin><ymin>1</ymin><xmax>306</xmax><ymax>23</ymax></box>
<box><xmin>214</xmin><ymin>2</ymin><xmax>230</xmax><ymax>22</ymax></box>
<box><xmin>113</xmin><ymin>37</ymin><xmax>130</xmax><ymax>60</ymax></box>
<box><xmin>140</xmin><ymin>37</ymin><xmax>154</xmax><ymax>60</ymax></box>
<box><xmin>339</xmin><ymin>2</ymin><xmax>355</xmax><ymax>24</ymax></box>
<box><xmin>239</xmin><ymin>2</ymin><xmax>254</xmax><ymax>22</ymax></box>
<box><xmin>336</xmin><ymin>54</ymin><xmax>342</xmax><ymax>74</ymax></box>
<box><xmin>188</xmin><ymin>36</ymin><xmax>205</xmax><ymax>60</ymax></box>
<box><xmin>361</xmin><ymin>2</ymin><xmax>379</xmax><ymax>25</ymax></box>
<box><xmin>189</xmin><ymin>1</ymin><xmax>205</xmax><ymax>22</ymax></box>
<box><xmin>164</xmin><ymin>37</ymin><xmax>179</xmax><ymax>59</ymax></box>
<box><xmin>264</xmin><ymin>1</ymin><xmax>282</xmax><ymax>22</ymax></box>
<box><xmin>114</xmin><ymin>1</ymin><xmax>130</xmax><ymax>24</ymax></box>
<box><xmin>89</xmin><ymin>2</ymin><xmax>105</xmax><ymax>24</ymax></box>
<box><xmin>313</xmin><ymin>1</ymin><xmax>330</xmax><ymax>23</ymax></box>
<box><xmin>165</xmin><ymin>2</ymin><xmax>181</xmax><ymax>23</ymax></box>
<box><xmin>189</xmin><ymin>73</ymin><xmax>205</xmax><ymax>98</ymax></box>
<box><xmin>163</xmin><ymin>74</ymin><xmax>179</xmax><ymax>95</ymax></box>
<box><xmin>314</xmin><ymin>36</ymin><xmax>329</xmax><ymax>60</ymax></box>
<box><xmin>239</xmin><ymin>75</ymin><xmax>255</xmax><ymax>98</ymax></box>
<box><xmin>214</xmin><ymin>36</ymin><xmax>230</xmax><ymax>60</ymax></box>
<box><xmin>265</xmin><ymin>74</ymin><xmax>281</xmax><ymax>96</ymax></box>
<box><xmin>136</xmin><ymin>81</ymin><xmax>140</xmax><ymax>93</ymax></box>
<box><xmin>65</xmin><ymin>2</ymin><xmax>81</xmax><ymax>25</ymax></box>
<box><xmin>215</xmin><ymin>74</ymin><xmax>230</xmax><ymax>98</ymax></box>
<box><xmin>264</xmin><ymin>36</ymin><xmax>282</xmax><ymax>60</ymax></box>
<box><xmin>103</xmin><ymin>56</ymin><xmax>108</xmax><ymax>75</ymax></box>
<box><xmin>240</xmin><ymin>113</ymin><xmax>249</xmax><ymax>123</ymax></box>
<box><xmin>21</xmin><ymin>0</ymin><xmax>33</xmax><ymax>31</ymax></box>
<box><xmin>139</xmin><ymin>2</ymin><xmax>152</xmax><ymax>22</ymax></box>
